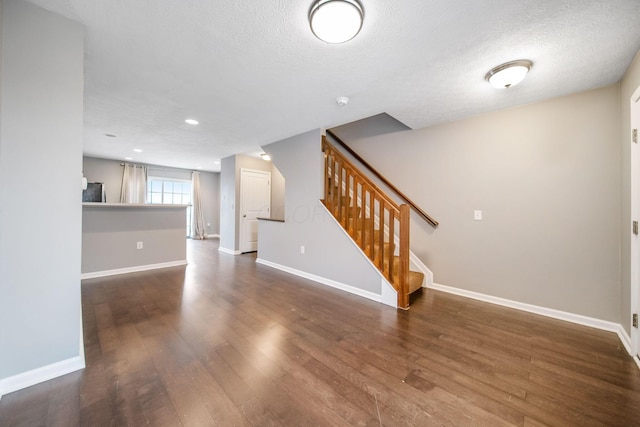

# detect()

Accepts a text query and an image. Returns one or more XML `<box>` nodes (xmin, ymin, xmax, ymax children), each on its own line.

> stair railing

<box><xmin>322</xmin><ymin>136</ymin><xmax>410</xmax><ymax>309</ymax></box>
<box><xmin>326</xmin><ymin>129</ymin><xmax>438</xmax><ymax>228</ymax></box>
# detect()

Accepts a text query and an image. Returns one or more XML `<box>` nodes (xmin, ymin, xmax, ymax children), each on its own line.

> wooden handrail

<box><xmin>322</xmin><ymin>137</ymin><xmax>410</xmax><ymax>309</ymax></box>
<box><xmin>326</xmin><ymin>129</ymin><xmax>439</xmax><ymax>228</ymax></box>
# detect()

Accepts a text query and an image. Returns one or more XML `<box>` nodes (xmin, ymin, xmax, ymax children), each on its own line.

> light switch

<box><xmin>474</xmin><ymin>210</ymin><xmax>482</xmax><ymax>221</ymax></box>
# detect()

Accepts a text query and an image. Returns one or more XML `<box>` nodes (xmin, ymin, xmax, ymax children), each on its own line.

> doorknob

<box><xmin>243</xmin><ymin>214</ymin><xmax>247</xmax><ymax>217</ymax></box>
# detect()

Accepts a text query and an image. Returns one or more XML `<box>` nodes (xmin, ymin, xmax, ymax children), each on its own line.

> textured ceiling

<box><xmin>25</xmin><ymin>0</ymin><xmax>640</xmax><ymax>172</ymax></box>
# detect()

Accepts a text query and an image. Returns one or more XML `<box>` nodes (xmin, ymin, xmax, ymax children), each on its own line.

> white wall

<box><xmin>343</xmin><ymin>86</ymin><xmax>622</xmax><ymax>323</ymax></box>
<box><xmin>0</xmin><ymin>0</ymin><xmax>84</xmax><ymax>393</ymax></box>
<box><xmin>82</xmin><ymin>156</ymin><xmax>221</xmax><ymax>235</ymax></box>
<box><xmin>258</xmin><ymin>130</ymin><xmax>384</xmax><ymax>296</ymax></box>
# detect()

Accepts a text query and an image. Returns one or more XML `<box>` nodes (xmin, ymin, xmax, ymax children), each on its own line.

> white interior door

<box><xmin>240</xmin><ymin>169</ymin><xmax>271</xmax><ymax>253</ymax></box>
<box><xmin>632</xmin><ymin>85</ymin><xmax>640</xmax><ymax>359</ymax></box>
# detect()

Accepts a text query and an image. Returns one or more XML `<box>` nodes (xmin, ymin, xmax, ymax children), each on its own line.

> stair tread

<box><xmin>408</xmin><ymin>271</ymin><xmax>424</xmax><ymax>294</ymax></box>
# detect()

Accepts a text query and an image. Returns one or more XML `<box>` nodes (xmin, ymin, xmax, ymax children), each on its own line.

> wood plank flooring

<box><xmin>1</xmin><ymin>238</ymin><xmax>640</xmax><ymax>426</ymax></box>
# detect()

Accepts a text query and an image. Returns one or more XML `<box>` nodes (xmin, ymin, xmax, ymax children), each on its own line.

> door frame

<box><xmin>631</xmin><ymin>85</ymin><xmax>640</xmax><ymax>358</ymax></box>
<box><xmin>239</xmin><ymin>168</ymin><xmax>271</xmax><ymax>253</ymax></box>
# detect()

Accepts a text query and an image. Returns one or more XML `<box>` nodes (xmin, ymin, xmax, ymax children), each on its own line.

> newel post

<box><xmin>398</xmin><ymin>204</ymin><xmax>410</xmax><ymax>309</ymax></box>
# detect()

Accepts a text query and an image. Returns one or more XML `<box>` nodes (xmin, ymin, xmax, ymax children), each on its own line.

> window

<box><xmin>147</xmin><ymin>178</ymin><xmax>192</xmax><ymax>236</ymax></box>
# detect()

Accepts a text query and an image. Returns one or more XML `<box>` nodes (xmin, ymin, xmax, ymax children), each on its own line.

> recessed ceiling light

<box><xmin>125</xmin><ymin>157</ymin><xmax>133</xmax><ymax>160</ymax></box>
<box><xmin>105</xmin><ymin>133</ymin><xmax>116</xmax><ymax>138</ymax></box>
<box><xmin>309</xmin><ymin>0</ymin><xmax>364</xmax><ymax>44</ymax></box>
<box><xmin>133</xmin><ymin>148</ymin><xmax>143</xmax><ymax>153</ymax></box>
<box><xmin>185</xmin><ymin>119</ymin><xmax>199</xmax><ymax>125</ymax></box>
<box><xmin>196</xmin><ymin>166</ymin><xmax>202</xmax><ymax>169</ymax></box>
<box><xmin>485</xmin><ymin>60</ymin><xmax>533</xmax><ymax>89</ymax></box>
<box><xmin>214</xmin><ymin>161</ymin><xmax>221</xmax><ymax>165</ymax></box>
<box><xmin>261</xmin><ymin>153</ymin><xmax>271</xmax><ymax>161</ymax></box>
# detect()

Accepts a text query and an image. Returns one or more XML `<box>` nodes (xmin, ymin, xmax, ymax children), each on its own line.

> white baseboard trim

<box><xmin>0</xmin><ymin>355</ymin><xmax>85</xmax><ymax>400</ymax></box>
<box><xmin>207</xmin><ymin>234</ymin><xmax>220</xmax><ymax>239</ymax></box>
<box><xmin>409</xmin><ymin>252</ymin><xmax>432</xmax><ymax>288</ymax></box>
<box><xmin>430</xmin><ymin>282</ymin><xmax>635</xmax><ymax>357</ymax></box>
<box><xmin>81</xmin><ymin>260</ymin><xmax>188</xmax><ymax>280</ymax></box>
<box><xmin>617</xmin><ymin>325</ymin><xmax>633</xmax><ymax>356</ymax></box>
<box><xmin>218</xmin><ymin>247</ymin><xmax>241</xmax><ymax>255</ymax></box>
<box><xmin>256</xmin><ymin>258</ymin><xmax>384</xmax><ymax>305</ymax></box>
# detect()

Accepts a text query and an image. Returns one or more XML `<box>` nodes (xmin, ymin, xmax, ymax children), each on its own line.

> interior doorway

<box><xmin>239</xmin><ymin>168</ymin><xmax>271</xmax><ymax>253</ymax></box>
<box><xmin>631</xmin><ymin>85</ymin><xmax>640</xmax><ymax>359</ymax></box>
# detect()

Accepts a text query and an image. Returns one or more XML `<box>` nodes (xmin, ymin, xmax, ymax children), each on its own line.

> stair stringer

<box><xmin>335</xmin><ymin>178</ymin><xmax>433</xmax><ymax>290</ymax></box>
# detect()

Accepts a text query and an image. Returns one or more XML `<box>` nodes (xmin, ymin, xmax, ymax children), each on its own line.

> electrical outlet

<box><xmin>136</xmin><ymin>241</ymin><xmax>143</xmax><ymax>250</ymax></box>
<box><xmin>300</xmin><ymin>245</ymin><xmax>305</xmax><ymax>254</ymax></box>
<box><xmin>474</xmin><ymin>210</ymin><xmax>483</xmax><ymax>221</ymax></box>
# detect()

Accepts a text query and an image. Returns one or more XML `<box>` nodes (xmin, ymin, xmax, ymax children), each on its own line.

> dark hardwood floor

<box><xmin>2</xmin><ymin>238</ymin><xmax>640</xmax><ymax>426</ymax></box>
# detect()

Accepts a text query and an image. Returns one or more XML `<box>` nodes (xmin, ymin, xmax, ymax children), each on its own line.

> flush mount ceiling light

<box><xmin>261</xmin><ymin>153</ymin><xmax>271</xmax><ymax>161</ymax></box>
<box><xmin>309</xmin><ymin>0</ymin><xmax>364</xmax><ymax>44</ymax></box>
<box><xmin>336</xmin><ymin>96</ymin><xmax>349</xmax><ymax>106</ymax></box>
<box><xmin>185</xmin><ymin>118</ymin><xmax>199</xmax><ymax>125</ymax></box>
<box><xmin>133</xmin><ymin>148</ymin><xmax>143</xmax><ymax>153</ymax></box>
<box><xmin>485</xmin><ymin>60</ymin><xmax>533</xmax><ymax>89</ymax></box>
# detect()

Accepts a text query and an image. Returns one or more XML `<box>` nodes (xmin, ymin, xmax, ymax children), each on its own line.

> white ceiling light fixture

<box><xmin>336</xmin><ymin>96</ymin><xmax>349</xmax><ymax>106</ymax></box>
<box><xmin>185</xmin><ymin>118</ymin><xmax>199</xmax><ymax>125</ymax></box>
<box><xmin>261</xmin><ymin>153</ymin><xmax>271</xmax><ymax>161</ymax></box>
<box><xmin>485</xmin><ymin>60</ymin><xmax>533</xmax><ymax>89</ymax></box>
<box><xmin>309</xmin><ymin>0</ymin><xmax>364</xmax><ymax>44</ymax></box>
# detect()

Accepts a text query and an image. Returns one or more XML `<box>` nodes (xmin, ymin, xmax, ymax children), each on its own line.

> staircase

<box><xmin>321</xmin><ymin>136</ymin><xmax>424</xmax><ymax>309</ymax></box>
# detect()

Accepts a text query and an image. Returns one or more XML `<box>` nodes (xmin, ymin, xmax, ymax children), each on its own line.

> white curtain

<box><xmin>191</xmin><ymin>171</ymin><xmax>207</xmax><ymax>239</ymax></box>
<box><xmin>120</xmin><ymin>164</ymin><xmax>147</xmax><ymax>203</ymax></box>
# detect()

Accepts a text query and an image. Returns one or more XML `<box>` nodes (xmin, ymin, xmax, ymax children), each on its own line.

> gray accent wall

<box><xmin>82</xmin><ymin>156</ymin><xmax>122</xmax><ymax>203</ymax></box>
<box><xmin>0</xmin><ymin>0</ymin><xmax>84</xmax><ymax>380</ymax></box>
<box><xmin>271</xmin><ymin>164</ymin><xmax>285</xmax><ymax>221</ymax></box>
<box><xmin>199</xmin><ymin>171</ymin><xmax>221</xmax><ymax>236</ymax></box>
<box><xmin>82</xmin><ymin>156</ymin><xmax>221</xmax><ymax>235</ymax></box>
<box><xmin>620</xmin><ymin>50</ymin><xmax>640</xmax><ymax>335</ymax></box>
<box><xmin>82</xmin><ymin>206</ymin><xmax>187</xmax><ymax>274</ymax></box>
<box><xmin>258</xmin><ymin>130</ymin><xmax>384</xmax><ymax>295</ymax></box>
<box><xmin>219</xmin><ymin>155</ymin><xmax>237</xmax><ymax>251</ymax></box>
<box><xmin>343</xmin><ymin>86</ymin><xmax>622</xmax><ymax>323</ymax></box>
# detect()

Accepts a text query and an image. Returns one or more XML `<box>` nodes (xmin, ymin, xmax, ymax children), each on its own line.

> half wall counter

<box><xmin>82</xmin><ymin>203</ymin><xmax>188</xmax><ymax>279</ymax></box>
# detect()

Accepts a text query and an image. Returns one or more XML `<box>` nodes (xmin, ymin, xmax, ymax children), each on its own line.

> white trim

<box><xmin>78</xmin><ymin>304</ymin><xmax>85</xmax><ymax>377</ymax></box>
<box><xmin>380</xmin><ymin>277</ymin><xmax>398</xmax><ymax>308</ymax></box>
<box><xmin>408</xmin><ymin>250</ymin><xmax>432</xmax><ymax>288</ymax></box>
<box><xmin>81</xmin><ymin>260</ymin><xmax>188</xmax><ymax>280</ymax></box>
<box><xmin>256</xmin><ymin>258</ymin><xmax>384</xmax><ymax>304</ymax></box>
<box><xmin>430</xmin><ymin>282</ymin><xmax>635</xmax><ymax>357</ymax></box>
<box><xmin>207</xmin><ymin>234</ymin><xmax>220</xmax><ymax>239</ymax></box>
<box><xmin>218</xmin><ymin>247</ymin><xmax>241</xmax><ymax>255</ymax></box>
<box><xmin>618</xmin><ymin>325</ymin><xmax>633</xmax><ymax>356</ymax></box>
<box><xmin>631</xmin><ymin>84</ymin><xmax>640</xmax><ymax>359</ymax></box>
<box><xmin>0</xmin><ymin>355</ymin><xmax>85</xmax><ymax>400</ymax></box>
